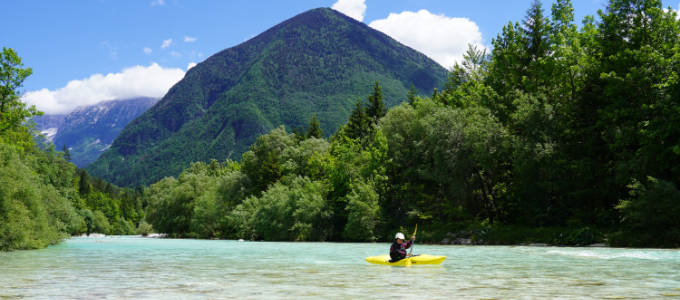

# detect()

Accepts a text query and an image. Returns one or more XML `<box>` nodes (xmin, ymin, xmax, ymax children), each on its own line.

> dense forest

<box><xmin>2</xmin><ymin>0</ymin><xmax>679</xmax><ymax>251</ymax></box>
<box><xmin>143</xmin><ymin>0</ymin><xmax>680</xmax><ymax>248</ymax></box>
<box><xmin>0</xmin><ymin>48</ymin><xmax>148</xmax><ymax>251</ymax></box>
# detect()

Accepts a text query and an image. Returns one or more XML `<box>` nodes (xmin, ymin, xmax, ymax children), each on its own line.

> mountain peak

<box><xmin>88</xmin><ymin>7</ymin><xmax>447</xmax><ymax>187</ymax></box>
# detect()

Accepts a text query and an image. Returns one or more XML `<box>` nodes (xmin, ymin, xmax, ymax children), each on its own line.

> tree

<box><xmin>523</xmin><ymin>0</ymin><xmax>551</xmax><ymax>65</ymax></box>
<box><xmin>78</xmin><ymin>169</ymin><xmax>91</xmax><ymax>195</ymax></box>
<box><xmin>306</xmin><ymin>114</ymin><xmax>322</xmax><ymax>139</ymax></box>
<box><xmin>407</xmin><ymin>84</ymin><xmax>417</xmax><ymax>106</ymax></box>
<box><xmin>343</xmin><ymin>180</ymin><xmax>380</xmax><ymax>241</ymax></box>
<box><xmin>612</xmin><ymin>177</ymin><xmax>680</xmax><ymax>247</ymax></box>
<box><xmin>365</xmin><ymin>81</ymin><xmax>385</xmax><ymax>123</ymax></box>
<box><xmin>0</xmin><ymin>48</ymin><xmax>40</xmax><ymax>133</ymax></box>
<box><xmin>345</xmin><ymin>98</ymin><xmax>369</xmax><ymax>139</ymax></box>
<box><xmin>62</xmin><ymin>145</ymin><xmax>71</xmax><ymax>162</ymax></box>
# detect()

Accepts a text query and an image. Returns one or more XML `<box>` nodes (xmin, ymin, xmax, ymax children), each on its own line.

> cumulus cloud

<box><xmin>22</xmin><ymin>63</ymin><xmax>185</xmax><ymax>115</ymax></box>
<box><xmin>331</xmin><ymin>0</ymin><xmax>366</xmax><ymax>22</ymax></box>
<box><xmin>369</xmin><ymin>9</ymin><xmax>485</xmax><ymax>69</ymax></box>
<box><xmin>161</xmin><ymin>38</ymin><xmax>172</xmax><ymax>49</ymax></box>
<box><xmin>143</xmin><ymin>47</ymin><xmax>152</xmax><ymax>54</ymax></box>
<box><xmin>184</xmin><ymin>36</ymin><xmax>197</xmax><ymax>43</ymax></box>
<box><xmin>187</xmin><ymin>62</ymin><xmax>197</xmax><ymax>70</ymax></box>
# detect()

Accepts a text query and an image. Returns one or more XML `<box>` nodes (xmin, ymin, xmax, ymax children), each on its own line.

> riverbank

<box><xmin>65</xmin><ymin>224</ymin><xmax>678</xmax><ymax>250</ymax></box>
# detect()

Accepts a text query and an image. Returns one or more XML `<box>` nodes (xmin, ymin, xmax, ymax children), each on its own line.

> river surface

<box><xmin>0</xmin><ymin>236</ymin><xmax>679</xmax><ymax>299</ymax></box>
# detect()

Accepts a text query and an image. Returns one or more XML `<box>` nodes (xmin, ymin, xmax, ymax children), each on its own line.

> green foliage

<box><xmin>232</xmin><ymin>177</ymin><xmax>330</xmax><ymax>241</ymax></box>
<box><xmin>366</xmin><ymin>81</ymin><xmax>386</xmax><ymax>123</ymax></box>
<box><xmin>0</xmin><ymin>47</ymin><xmax>40</xmax><ymax>135</ymax></box>
<box><xmin>343</xmin><ymin>180</ymin><xmax>380</xmax><ymax>241</ymax></box>
<box><xmin>0</xmin><ymin>49</ymin><xmax>152</xmax><ymax>252</ymax></box>
<box><xmin>111</xmin><ymin>217</ymin><xmax>136</xmax><ymax>235</ymax></box>
<box><xmin>306</xmin><ymin>114</ymin><xmax>322</xmax><ymax>139</ymax></box>
<box><xmin>610</xmin><ymin>177</ymin><xmax>680</xmax><ymax>247</ymax></box>
<box><xmin>137</xmin><ymin>220</ymin><xmax>153</xmax><ymax>236</ymax></box>
<box><xmin>93</xmin><ymin>210</ymin><xmax>111</xmax><ymax>234</ymax></box>
<box><xmin>343</xmin><ymin>98</ymin><xmax>370</xmax><ymax>139</ymax></box>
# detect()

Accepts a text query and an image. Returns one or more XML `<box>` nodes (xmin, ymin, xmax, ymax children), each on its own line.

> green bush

<box><xmin>343</xmin><ymin>180</ymin><xmax>380</xmax><ymax>241</ymax></box>
<box><xmin>610</xmin><ymin>177</ymin><xmax>680</xmax><ymax>248</ymax></box>
<box><xmin>137</xmin><ymin>220</ymin><xmax>153</xmax><ymax>236</ymax></box>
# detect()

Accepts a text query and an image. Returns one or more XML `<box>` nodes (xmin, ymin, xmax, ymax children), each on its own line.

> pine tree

<box><xmin>407</xmin><ymin>84</ymin><xmax>417</xmax><ymax>106</ymax></box>
<box><xmin>79</xmin><ymin>169</ymin><xmax>91</xmax><ymax>195</ymax></box>
<box><xmin>345</xmin><ymin>98</ymin><xmax>369</xmax><ymax>139</ymax></box>
<box><xmin>366</xmin><ymin>81</ymin><xmax>385</xmax><ymax>124</ymax></box>
<box><xmin>523</xmin><ymin>0</ymin><xmax>550</xmax><ymax>62</ymax></box>
<box><xmin>307</xmin><ymin>114</ymin><xmax>323</xmax><ymax>139</ymax></box>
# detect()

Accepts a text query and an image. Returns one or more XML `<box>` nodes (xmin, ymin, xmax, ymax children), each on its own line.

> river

<box><xmin>0</xmin><ymin>236</ymin><xmax>678</xmax><ymax>299</ymax></box>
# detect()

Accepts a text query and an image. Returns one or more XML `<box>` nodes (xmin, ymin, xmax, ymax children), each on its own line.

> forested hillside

<box><xmin>86</xmin><ymin>7</ymin><xmax>448</xmax><ymax>187</ymax></box>
<box><xmin>0</xmin><ymin>48</ymin><xmax>148</xmax><ymax>251</ymax></box>
<box><xmin>143</xmin><ymin>0</ymin><xmax>680</xmax><ymax>248</ymax></box>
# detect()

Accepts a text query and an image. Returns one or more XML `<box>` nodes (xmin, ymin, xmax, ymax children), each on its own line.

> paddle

<box><xmin>409</xmin><ymin>224</ymin><xmax>417</xmax><ymax>256</ymax></box>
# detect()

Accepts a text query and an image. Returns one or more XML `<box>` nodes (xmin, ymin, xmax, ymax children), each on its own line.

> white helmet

<box><xmin>395</xmin><ymin>232</ymin><xmax>405</xmax><ymax>240</ymax></box>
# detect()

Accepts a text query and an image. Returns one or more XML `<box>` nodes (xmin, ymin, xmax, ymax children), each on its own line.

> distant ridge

<box><xmin>34</xmin><ymin>97</ymin><xmax>158</xmax><ymax>167</ymax></box>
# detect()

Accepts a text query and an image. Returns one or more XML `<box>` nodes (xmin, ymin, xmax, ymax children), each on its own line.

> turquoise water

<box><xmin>1</xmin><ymin>236</ymin><xmax>679</xmax><ymax>299</ymax></box>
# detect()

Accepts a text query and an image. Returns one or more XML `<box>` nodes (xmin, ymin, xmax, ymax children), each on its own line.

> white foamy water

<box><xmin>0</xmin><ymin>237</ymin><xmax>678</xmax><ymax>299</ymax></box>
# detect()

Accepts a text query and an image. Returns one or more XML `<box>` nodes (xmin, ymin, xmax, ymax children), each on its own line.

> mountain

<box><xmin>33</xmin><ymin>114</ymin><xmax>66</xmax><ymax>142</ymax></box>
<box><xmin>87</xmin><ymin>7</ymin><xmax>448</xmax><ymax>187</ymax></box>
<box><xmin>34</xmin><ymin>97</ymin><xmax>158</xmax><ymax>167</ymax></box>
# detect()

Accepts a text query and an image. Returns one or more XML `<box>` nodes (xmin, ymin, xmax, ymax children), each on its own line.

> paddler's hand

<box><xmin>411</xmin><ymin>235</ymin><xmax>416</xmax><ymax>241</ymax></box>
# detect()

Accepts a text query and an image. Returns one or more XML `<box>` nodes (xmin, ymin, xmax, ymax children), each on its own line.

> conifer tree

<box><xmin>307</xmin><ymin>114</ymin><xmax>322</xmax><ymax>139</ymax></box>
<box><xmin>366</xmin><ymin>81</ymin><xmax>385</xmax><ymax>123</ymax></box>
<box><xmin>407</xmin><ymin>84</ymin><xmax>417</xmax><ymax>106</ymax></box>
<box><xmin>79</xmin><ymin>169</ymin><xmax>91</xmax><ymax>195</ymax></box>
<box><xmin>345</xmin><ymin>98</ymin><xmax>368</xmax><ymax>139</ymax></box>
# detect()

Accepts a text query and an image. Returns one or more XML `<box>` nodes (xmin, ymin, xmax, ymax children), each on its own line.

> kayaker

<box><xmin>389</xmin><ymin>232</ymin><xmax>415</xmax><ymax>262</ymax></box>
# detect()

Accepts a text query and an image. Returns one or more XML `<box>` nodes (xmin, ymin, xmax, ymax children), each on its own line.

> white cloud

<box><xmin>184</xmin><ymin>36</ymin><xmax>197</xmax><ymax>43</ymax></box>
<box><xmin>331</xmin><ymin>0</ymin><xmax>366</xmax><ymax>22</ymax></box>
<box><xmin>187</xmin><ymin>62</ymin><xmax>197</xmax><ymax>70</ymax></box>
<box><xmin>143</xmin><ymin>47</ymin><xmax>152</xmax><ymax>55</ymax></box>
<box><xmin>662</xmin><ymin>4</ymin><xmax>679</xmax><ymax>19</ymax></box>
<box><xmin>161</xmin><ymin>38</ymin><xmax>172</xmax><ymax>49</ymax></box>
<box><xmin>150</xmin><ymin>0</ymin><xmax>165</xmax><ymax>6</ymax></box>
<box><xmin>369</xmin><ymin>9</ymin><xmax>485</xmax><ymax>69</ymax></box>
<box><xmin>22</xmin><ymin>63</ymin><xmax>185</xmax><ymax>115</ymax></box>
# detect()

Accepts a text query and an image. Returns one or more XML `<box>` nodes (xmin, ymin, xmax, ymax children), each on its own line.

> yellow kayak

<box><xmin>365</xmin><ymin>254</ymin><xmax>446</xmax><ymax>266</ymax></box>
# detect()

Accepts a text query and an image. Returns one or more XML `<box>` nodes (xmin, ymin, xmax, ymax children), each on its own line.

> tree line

<box><xmin>143</xmin><ymin>0</ymin><xmax>680</xmax><ymax>247</ymax></box>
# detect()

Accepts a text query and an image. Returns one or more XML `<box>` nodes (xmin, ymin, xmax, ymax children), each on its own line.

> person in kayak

<box><xmin>390</xmin><ymin>232</ymin><xmax>415</xmax><ymax>262</ymax></box>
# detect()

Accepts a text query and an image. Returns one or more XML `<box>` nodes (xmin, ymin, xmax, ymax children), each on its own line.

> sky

<box><xmin>2</xmin><ymin>0</ymin><xmax>679</xmax><ymax>114</ymax></box>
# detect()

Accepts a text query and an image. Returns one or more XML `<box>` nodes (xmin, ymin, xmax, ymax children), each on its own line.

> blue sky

<box><xmin>2</xmin><ymin>0</ymin><xmax>678</xmax><ymax>114</ymax></box>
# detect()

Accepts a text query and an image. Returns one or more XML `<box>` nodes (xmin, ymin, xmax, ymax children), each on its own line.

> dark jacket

<box><xmin>389</xmin><ymin>240</ymin><xmax>412</xmax><ymax>262</ymax></box>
